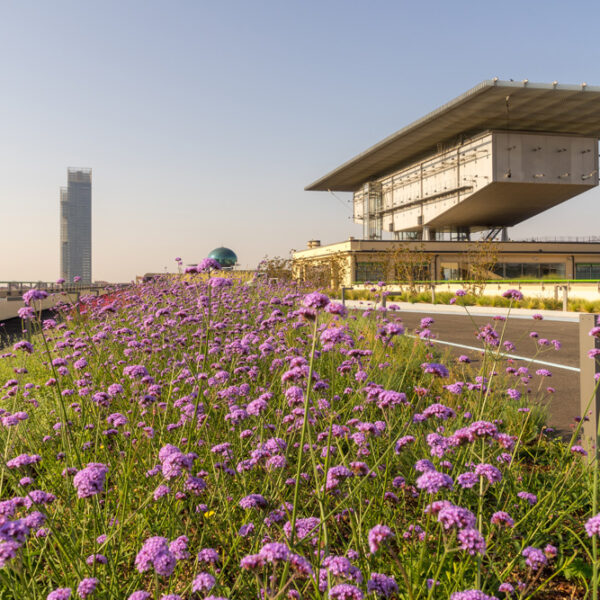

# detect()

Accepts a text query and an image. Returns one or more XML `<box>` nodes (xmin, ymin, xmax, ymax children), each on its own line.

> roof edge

<box><xmin>305</xmin><ymin>79</ymin><xmax>600</xmax><ymax>192</ymax></box>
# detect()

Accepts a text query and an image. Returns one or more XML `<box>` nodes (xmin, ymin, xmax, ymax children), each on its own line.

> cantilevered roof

<box><xmin>306</xmin><ymin>79</ymin><xmax>600</xmax><ymax>192</ymax></box>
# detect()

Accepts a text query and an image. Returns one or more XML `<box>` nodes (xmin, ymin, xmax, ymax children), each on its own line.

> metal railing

<box><xmin>0</xmin><ymin>281</ymin><xmax>119</xmax><ymax>298</ymax></box>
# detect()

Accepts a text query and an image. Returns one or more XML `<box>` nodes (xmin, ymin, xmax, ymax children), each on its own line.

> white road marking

<box><xmin>406</xmin><ymin>335</ymin><xmax>580</xmax><ymax>373</ymax></box>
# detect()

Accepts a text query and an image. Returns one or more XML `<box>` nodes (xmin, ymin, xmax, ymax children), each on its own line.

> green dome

<box><xmin>208</xmin><ymin>247</ymin><xmax>238</xmax><ymax>268</ymax></box>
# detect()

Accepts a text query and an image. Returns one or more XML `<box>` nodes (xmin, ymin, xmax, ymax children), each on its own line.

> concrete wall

<box><xmin>0</xmin><ymin>290</ymin><xmax>105</xmax><ymax>321</ymax></box>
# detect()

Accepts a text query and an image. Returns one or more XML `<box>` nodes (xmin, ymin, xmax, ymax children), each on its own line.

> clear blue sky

<box><xmin>1</xmin><ymin>0</ymin><xmax>600</xmax><ymax>281</ymax></box>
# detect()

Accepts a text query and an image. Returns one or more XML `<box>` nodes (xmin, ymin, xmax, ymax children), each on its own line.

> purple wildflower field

<box><xmin>0</xmin><ymin>272</ymin><xmax>599</xmax><ymax>599</ymax></box>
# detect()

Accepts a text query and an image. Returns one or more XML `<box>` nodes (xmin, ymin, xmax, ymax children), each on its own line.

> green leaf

<box><xmin>563</xmin><ymin>557</ymin><xmax>593</xmax><ymax>582</ymax></box>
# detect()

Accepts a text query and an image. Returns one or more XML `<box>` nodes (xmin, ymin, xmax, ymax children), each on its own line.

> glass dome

<box><xmin>208</xmin><ymin>247</ymin><xmax>237</xmax><ymax>268</ymax></box>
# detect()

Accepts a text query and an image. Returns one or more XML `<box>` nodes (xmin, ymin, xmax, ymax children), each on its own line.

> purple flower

<box><xmin>491</xmin><ymin>511</ymin><xmax>514</xmax><ymax>527</ymax></box>
<box><xmin>73</xmin><ymin>463</ymin><xmax>109</xmax><ymax>498</ymax></box>
<box><xmin>395</xmin><ymin>436</ymin><xmax>415</xmax><ymax>453</ymax></box>
<box><xmin>326</xmin><ymin>302</ymin><xmax>348</xmax><ymax>317</ymax></box>
<box><xmin>328</xmin><ymin>584</ymin><xmax>364</xmax><ymax>600</ymax></box>
<box><xmin>197</xmin><ymin>548</ymin><xmax>219</xmax><ymax>564</ymax></box>
<box><xmin>456</xmin><ymin>472</ymin><xmax>478</xmax><ymax>488</ymax></box>
<box><xmin>0</xmin><ymin>541</ymin><xmax>21</xmax><ymax>567</ymax></box>
<box><xmin>367</xmin><ymin>524</ymin><xmax>394</xmax><ymax>553</ymax></box>
<box><xmin>198</xmin><ymin>258</ymin><xmax>221</xmax><ymax>272</ymax></box>
<box><xmin>457</xmin><ymin>528</ymin><xmax>486</xmax><ymax>555</ymax></box>
<box><xmin>326</xmin><ymin>465</ymin><xmax>353</xmax><ymax>491</ymax></box>
<box><xmin>289</xmin><ymin>552</ymin><xmax>313</xmax><ymax>577</ymax></box>
<box><xmin>123</xmin><ymin>364</ymin><xmax>149</xmax><ymax>379</ymax></box>
<box><xmin>502</xmin><ymin>289</ymin><xmax>523</xmax><ymax>301</ymax></box>
<box><xmin>517</xmin><ymin>491</ymin><xmax>537</xmax><ymax>505</ymax></box>
<box><xmin>240</xmin><ymin>553</ymin><xmax>264</xmax><ymax>570</ymax></box>
<box><xmin>259</xmin><ymin>542</ymin><xmax>290</xmax><ymax>562</ymax></box>
<box><xmin>474</xmin><ymin>463</ymin><xmax>502</xmax><ymax>484</ymax></box>
<box><xmin>239</xmin><ymin>494</ymin><xmax>267</xmax><ymax>509</ymax></box>
<box><xmin>505</xmin><ymin>389</ymin><xmax>521</xmax><ymax>402</ymax></box>
<box><xmin>384</xmin><ymin>322</ymin><xmax>404</xmax><ymax>337</ymax></box>
<box><xmin>6</xmin><ymin>453</ymin><xmax>41</xmax><ymax>469</ymax></box>
<box><xmin>153</xmin><ymin>485</ymin><xmax>170</xmax><ymax>500</ymax></box>
<box><xmin>284</xmin><ymin>517</ymin><xmax>320</xmax><ymax>540</ymax></box>
<box><xmin>22</xmin><ymin>289</ymin><xmax>48</xmax><ymax>305</ymax></box>
<box><xmin>18</xmin><ymin>306</ymin><xmax>35</xmax><ymax>319</ymax></box>
<box><xmin>437</xmin><ymin>504</ymin><xmax>476</xmax><ymax>530</ymax></box>
<box><xmin>238</xmin><ymin>523</ymin><xmax>255</xmax><ymax>537</ymax></box>
<box><xmin>422</xmin><ymin>403</ymin><xmax>455</xmax><ymax>420</ymax></box>
<box><xmin>135</xmin><ymin>537</ymin><xmax>176</xmax><ymax>577</ymax></box>
<box><xmin>367</xmin><ymin>573</ymin><xmax>398</xmax><ymax>598</ymax></box>
<box><xmin>522</xmin><ymin>546</ymin><xmax>547</xmax><ymax>570</ymax></box>
<box><xmin>416</xmin><ymin>470</ymin><xmax>453</xmax><ymax>494</ymax></box>
<box><xmin>192</xmin><ymin>572</ymin><xmax>216</xmax><ymax>592</ymax></box>
<box><xmin>77</xmin><ymin>578</ymin><xmax>98</xmax><ymax>599</ymax></box>
<box><xmin>303</xmin><ymin>292</ymin><xmax>330</xmax><ymax>309</ymax></box>
<box><xmin>13</xmin><ymin>340</ymin><xmax>34</xmax><ymax>354</ymax></box>
<box><xmin>169</xmin><ymin>535</ymin><xmax>189</xmax><ymax>560</ymax></box>
<box><xmin>450</xmin><ymin>591</ymin><xmax>498</xmax><ymax>600</ymax></box>
<box><xmin>420</xmin><ymin>362</ymin><xmax>449</xmax><ymax>378</ymax></box>
<box><xmin>47</xmin><ymin>590</ymin><xmax>72</xmax><ymax>600</ymax></box>
<box><xmin>585</xmin><ymin>513</ymin><xmax>600</xmax><ymax>536</ymax></box>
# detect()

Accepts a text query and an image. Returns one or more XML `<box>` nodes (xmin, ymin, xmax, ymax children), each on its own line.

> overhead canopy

<box><xmin>305</xmin><ymin>79</ymin><xmax>600</xmax><ymax>192</ymax></box>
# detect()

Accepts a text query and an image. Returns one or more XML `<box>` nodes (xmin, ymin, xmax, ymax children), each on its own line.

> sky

<box><xmin>1</xmin><ymin>0</ymin><xmax>600</xmax><ymax>282</ymax></box>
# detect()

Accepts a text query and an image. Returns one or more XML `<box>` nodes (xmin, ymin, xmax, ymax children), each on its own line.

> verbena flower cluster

<box><xmin>0</xmin><ymin>274</ymin><xmax>594</xmax><ymax>598</ymax></box>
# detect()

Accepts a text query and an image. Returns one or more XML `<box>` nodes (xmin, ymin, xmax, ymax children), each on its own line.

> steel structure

<box><xmin>306</xmin><ymin>80</ymin><xmax>600</xmax><ymax>240</ymax></box>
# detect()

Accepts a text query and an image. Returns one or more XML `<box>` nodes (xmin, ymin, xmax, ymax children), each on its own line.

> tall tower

<box><xmin>60</xmin><ymin>168</ymin><xmax>92</xmax><ymax>284</ymax></box>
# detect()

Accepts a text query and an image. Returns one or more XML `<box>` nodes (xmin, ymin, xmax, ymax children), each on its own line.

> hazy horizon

<box><xmin>2</xmin><ymin>1</ymin><xmax>600</xmax><ymax>282</ymax></box>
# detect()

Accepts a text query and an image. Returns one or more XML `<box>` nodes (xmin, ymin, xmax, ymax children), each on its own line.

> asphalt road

<box><xmin>395</xmin><ymin>310</ymin><xmax>580</xmax><ymax>435</ymax></box>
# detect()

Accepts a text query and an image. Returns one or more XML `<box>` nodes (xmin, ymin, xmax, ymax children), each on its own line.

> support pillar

<box><xmin>579</xmin><ymin>314</ymin><xmax>600</xmax><ymax>459</ymax></box>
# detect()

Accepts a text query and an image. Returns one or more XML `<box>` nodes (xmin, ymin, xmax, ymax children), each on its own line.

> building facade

<box><xmin>297</xmin><ymin>80</ymin><xmax>600</xmax><ymax>288</ymax></box>
<box><xmin>294</xmin><ymin>238</ymin><xmax>600</xmax><ymax>287</ymax></box>
<box><xmin>60</xmin><ymin>168</ymin><xmax>92</xmax><ymax>284</ymax></box>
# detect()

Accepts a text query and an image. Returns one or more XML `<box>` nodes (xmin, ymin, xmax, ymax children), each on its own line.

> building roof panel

<box><xmin>306</xmin><ymin>80</ymin><xmax>600</xmax><ymax>192</ymax></box>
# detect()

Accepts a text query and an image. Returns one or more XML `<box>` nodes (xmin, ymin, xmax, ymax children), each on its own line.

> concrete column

<box><xmin>579</xmin><ymin>313</ymin><xmax>600</xmax><ymax>459</ymax></box>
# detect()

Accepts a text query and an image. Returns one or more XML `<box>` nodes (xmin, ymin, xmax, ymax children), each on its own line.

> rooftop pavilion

<box><xmin>306</xmin><ymin>79</ymin><xmax>600</xmax><ymax>241</ymax></box>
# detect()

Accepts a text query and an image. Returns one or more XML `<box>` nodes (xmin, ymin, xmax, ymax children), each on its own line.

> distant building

<box><xmin>60</xmin><ymin>168</ymin><xmax>92</xmax><ymax>284</ymax></box>
<box><xmin>297</xmin><ymin>80</ymin><xmax>600</xmax><ymax>285</ymax></box>
<box><xmin>208</xmin><ymin>247</ymin><xmax>238</xmax><ymax>269</ymax></box>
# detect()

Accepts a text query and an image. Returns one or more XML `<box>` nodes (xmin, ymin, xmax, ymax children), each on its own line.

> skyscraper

<box><xmin>60</xmin><ymin>168</ymin><xmax>92</xmax><ymax>284</ymax></box>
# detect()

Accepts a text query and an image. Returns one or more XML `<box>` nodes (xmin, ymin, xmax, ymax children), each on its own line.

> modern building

<box><xmin>60</xmin><ymin>168</ymin><xmax>92</xmax><ymax>284</ymax></box>
<box><xmin>296</xmin><ymin>80</ymin><xmax>600</xmax><ymax>286</ymax></box>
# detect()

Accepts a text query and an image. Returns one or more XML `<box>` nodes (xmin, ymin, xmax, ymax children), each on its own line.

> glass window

<box><xmin>522</xmin><ymin>263</ymin><xmax>540</xmax><ymax>279</ymax></box>
<box><xmin>576</xmin><ymin>263</ymin><xmax>600</xmax><ymax>280</ymax></box>
<box><xmin>441</xmin><ymin>262</ymin><xmax>460</xmax><ymax>281</ymax></box>
<box><xmin>540</xmin><ymin>263</ymin><xmax>566</xmax><ymax>279</ymax></box>
<box><xmin>355</xmin><ymin>262</ymin><xmax>385</xmax><ymax>283</ymax></box>
<box><xmin>505</xmin><ymin>263</ymin><xmax>522</xmax><ymax>279</ymax></box>
<box><xmin>491</xmin><ymin>263</ymin><xmax>505</xmax><ymax>278</ymax></box>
